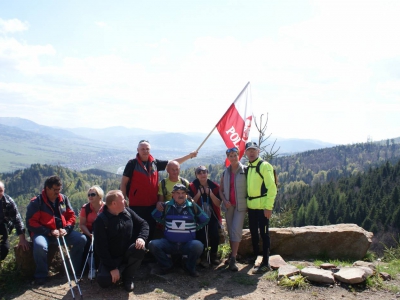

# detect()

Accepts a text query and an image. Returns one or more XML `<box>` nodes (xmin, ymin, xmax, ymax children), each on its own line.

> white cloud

<box><xmin>0</xmin><ymin>18</ymin><xmax>29</xmax><ymax>34</ymax></box>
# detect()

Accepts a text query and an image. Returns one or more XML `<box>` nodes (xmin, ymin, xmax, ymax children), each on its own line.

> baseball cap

<box><xmin>172</xmin><ymin>183</ymin><xmax>187</xmax><ymax>192</ymax></box>
<box><xmin>195</xmin><ymin>166</ymin><xmax>208</xmax><ymax>174</ymax></box>
<box><xmin>245</xmin><ymin>142</ymin><xmax>259</xmax><ymax>150</ymax></box>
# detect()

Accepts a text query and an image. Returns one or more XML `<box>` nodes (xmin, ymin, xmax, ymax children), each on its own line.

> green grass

<box><xmin>278</xmin><ymin>275</ymin><xmax>309</xmax><ymax>290</ymax></box>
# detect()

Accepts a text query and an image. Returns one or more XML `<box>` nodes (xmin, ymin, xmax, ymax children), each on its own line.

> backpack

<box><xmin>163</xmin><ymin>198</ymin><xmax>198</xmax><ymax>216</ymax></box>
<box><xmin>82</xmin><ymin>202</ymin><xmax>105</xmax><ymax>218</ymax></box>
<box><xmin>123</xmin><ymin>159</ymin><xmax>137</xmax><ymax>197</ymax></box>
<box><xmin>245</xmin><ymin>160</ymin><xmax>278</xmax><ymax>200</ymax></box>
<box><xmin>160</xmin><ymin>177</ymin><xmax>188</xmax><ymax>200</ymax></box>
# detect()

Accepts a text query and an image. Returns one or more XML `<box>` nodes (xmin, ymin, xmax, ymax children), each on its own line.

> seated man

<box><xmin>26</xmin><ymin>176</ymin><xmax>87</xmax><ymax>285</ymax></box>
<box><xmin>94</xmin><ymin>190</ymin><xmax>148</xmax><ymax>292</ymax></box>
<box><xmin>149</xmin><ymin>184</ymin><xmax>209</xmax><ymax>277</ymax></box>
<box><xmin>0</xmin><ymin>181</ymin><xmax>30</xmax><ymax>261</ymax></box>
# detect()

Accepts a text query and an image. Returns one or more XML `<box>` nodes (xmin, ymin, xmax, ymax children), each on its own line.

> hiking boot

<box><xmin>228</xmin><ymin>257</ymin><xmax>238</xmax><ymax>272</ymax></box>
<box><xmin>252</xmin><ymin>262</ymin><xmax>271</xmax><ymax>274</ymax></box>
<box><xmin>210</xmin><ymin>253</ymin><xmax>221</xmax><ymax>265</ymax></box>
<box><xmin>150</xmin><ymin>264</ymin><xmax>172</xmax><ymax>275</ymax></box>
<box><xmin>88</xmin><ymin>267</ymin><xmax>96</xmax><ymax>280</ymax></box>
<box><xmin>224</xmin><ymin>253</ymin><xmax>232</xmax><ymax>265</ymax></box>
<box><xmin>246</xmin><ymin>255</ymin><xmax>257</xmax><ymax>264</ymax></box>
<box><xmin>123</xmin><ymin>277</ymin><xmax>135</xmax><ymax>292</ymax></box>
<box><xmin>181</xmin><ymin>257</ymin><xmax>200</xmax><ymax>277</ymax></box>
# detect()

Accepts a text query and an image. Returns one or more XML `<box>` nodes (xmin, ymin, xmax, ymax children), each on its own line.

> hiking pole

<box><xmin>89</xmin><ymin>235</ymin><xmax>95</xmax><ymax>285</ymax></box>
<box><xmin>61</xmin><ymin>235</ymin><xmax>83</xmax><ymax>299</ymax></box>
<box><xmin>57</xmin><ymin>237</ymin><xmax>76</xmax><ymax>299</ymax></box>
<box><xmin>79</xmin><ymin>236</ymin><xmax>94</xmax><ymax>282</ymax></box>
<box><xmin>205</xmin><ymin>225</ymin><xmax>210</xmax><ymax>265</ymax></box>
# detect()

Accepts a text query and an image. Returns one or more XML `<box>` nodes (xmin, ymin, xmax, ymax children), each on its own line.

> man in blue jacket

<box><xmin>149</xmin><ymin>184</ymin><xmax>209</xmax><ymax>277</ymax></box>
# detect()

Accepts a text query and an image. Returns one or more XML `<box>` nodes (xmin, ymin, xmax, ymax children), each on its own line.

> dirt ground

<box><xmin>4</xmin><ymin>259</ymin><xmax>400</xmax><ymax>300</ymax></box>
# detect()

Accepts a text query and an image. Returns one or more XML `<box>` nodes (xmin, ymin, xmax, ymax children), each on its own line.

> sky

<box><xmin>1</xmin><ymin>0</ymin><xmax>399</xmax><ymax>145</ymax></box>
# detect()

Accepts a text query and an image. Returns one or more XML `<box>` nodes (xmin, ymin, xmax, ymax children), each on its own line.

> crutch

<box><xmin>59</xmin><ymin>236</ymin><xmax>83</xmax><ymax>299</ymax></box>
<box><xmin>79</xmin><ymin>235</ymin><xmax>94</xmax><ymax>282</ymax></box>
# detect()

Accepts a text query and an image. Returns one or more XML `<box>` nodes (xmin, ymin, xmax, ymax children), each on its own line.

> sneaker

<box><xmin>224</xmin><ymin>253</ymin><xmax>232</xmax><ymax>265</ymax></box>
<box><xmin>88</xmin><ymin>267</ymin><xmax>96</xmax><ymax>280</ymax></box>
<box><xmin>228</xmin><ymin>257</ymin><xmax>238</xmax><ymax>272</ymax></box>
<box><xmin>252</xmin><ymin>262</ymin><xmax>271</xmax><ymax>274</ymax></box>
<box><xmin>123</xmin><ymin>277</ymin><xmax>135</xmax><ymax>292</ymax></box>
<box><xmin>35</xmin><ymin>277</ymin><xmax>47</xmax><ymax>285</ymax></box>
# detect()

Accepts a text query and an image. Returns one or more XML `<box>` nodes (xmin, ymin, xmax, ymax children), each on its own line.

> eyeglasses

<box><xmin>139</xmin><ymin>139</ymin><xmax>149</xmax><ymax>143</ymax></box>
<box><xmin>50</xmin><ymin>187</ymin><xmax>62</xmax><ymax>192</ymax></box>
<box><xmin>88</xmin><ymin>193</ymin><xmax>97</xmax><ymax>197</ymax></box>
<box><xmin>196</xmin><ymin>170</ymin><xmax>208</xmax><ymax>175</ymax></box>
<box><xmin>226</xmin><ymin>147</ymin><xmax>239</xmax><ymax>154</ymax></box>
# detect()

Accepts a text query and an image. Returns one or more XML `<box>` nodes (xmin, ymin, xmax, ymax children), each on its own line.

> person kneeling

<box><xmin>94</xmin><ymin>190</ymin><xmax>149</xmax><ymax>291</ymax></box>
<box><xmin>149</xmin><ymin>184</ymin><xmax>209</xmax><ymax>277</ymax></box>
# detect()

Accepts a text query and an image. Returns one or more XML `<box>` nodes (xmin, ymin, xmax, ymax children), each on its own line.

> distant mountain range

<box><xmin>0</xmin><ymin>117</ymin><xmax>337</xmax><ymax>173</ymax></box>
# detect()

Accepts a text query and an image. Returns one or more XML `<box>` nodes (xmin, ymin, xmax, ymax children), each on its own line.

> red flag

<box><xmin>216</xmin><ymin>82</ymin><xmax>252</xmax><ymax>166</ymax></box>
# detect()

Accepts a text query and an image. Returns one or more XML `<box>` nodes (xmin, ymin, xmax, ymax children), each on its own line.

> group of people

<box><xmin>0</xmin><ymin>139</ymin><xmax>277</xmax><ymax>292</ymax></box>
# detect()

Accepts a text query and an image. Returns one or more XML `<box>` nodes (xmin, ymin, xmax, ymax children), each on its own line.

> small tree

<box><xmin>253</xmin><ymin>113</ymin><xmax>280</xmax><ymax>162</ymax></box>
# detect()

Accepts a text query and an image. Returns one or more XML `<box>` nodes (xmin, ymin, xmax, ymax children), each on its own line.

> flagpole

<box><xmin>195</xmin><ymin>81</ymin><xmax>250</xmax><ymax>153</ymax></box>
<box><xmin>196</xmin><ymin>126</ymin><xmax>216</xmax><ymax>152</ymax></box>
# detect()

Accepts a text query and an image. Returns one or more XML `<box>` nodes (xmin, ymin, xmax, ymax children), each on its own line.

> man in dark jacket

<box><xmin>26</xmin><ymin>176</ymin><xmax>87</xmax><ymax>285</ymax></box>
<box><xmin>0</xmin><ymin>181</ymin><xmax>30</xmax><ymax>261</ymax></box>
<box><xmin>94</xmin><ymin>190</ymin><xmax>149</xmax><ymax>292</ymax></box>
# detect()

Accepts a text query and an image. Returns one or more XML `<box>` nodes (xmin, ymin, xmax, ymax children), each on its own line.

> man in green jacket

<box><xmin>245</xmin><ymin>142</ymin><xmax>277</xmax><ymax>274</ymax></box>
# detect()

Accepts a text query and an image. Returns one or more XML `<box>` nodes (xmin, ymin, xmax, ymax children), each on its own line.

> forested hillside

<box><xmin>0</xmin><ymin>164</ymin><xmax>121</xmax><ymax>220</ymax></box>
<box><xmin>272</xmin><ymin>139</ymin><xmax>400</xmax><ymax>187</ymax></box>
<box><xmin>277</xmin><ymin>159</ymin><xmax>400</xmax><ymax>233</ymax></box>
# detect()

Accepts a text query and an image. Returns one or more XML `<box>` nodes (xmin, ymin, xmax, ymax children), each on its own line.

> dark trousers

<box><xmin>129</xmin><ymin>205</ymin><xmax>156</xmax><ymax>245</ymax></box>
<box><xmin>196</xmin><ymin>214</ymin><xmax>219</xmax><ymax>255</ymax></box>
<box><xmin>97</xmin><ymin>243</ymin><xmax>145</xmax><ymax>288</ymax></box>
<box><xmin>248</xmin><ymin>208</ymin><xmax>270</xmax><ymax>263</ymax></box>
<box><xmin>0</xmin><ymin>224</ymin><xmax>10</xmax><ymax>261</ymax></box>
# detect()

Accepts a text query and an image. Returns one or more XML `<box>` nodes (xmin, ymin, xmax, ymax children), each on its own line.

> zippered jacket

<box><xmin>152</xmin><ymin>199</ymin><xmax>209</xmax><ymax>243</ymax></box>
<box><xmin>222</xmin><ymin>163</ymin><xmax>247</xmax><ymax>212</ymax></box>
<box><xmin>0</xmin><ymin>194</ymin><xmax>25</xmax><ymax>235</ymax></box>
<box><xmin>123</xmin><ymin>154</ymin><xmax>168</xmax><ymax>207</ymax></box>
<box><xmin>247</xmin><ymin>157</ymin><xmax>277</xmax><ymax>210</ymax></box>
<box><xmin>26</xmin><ymin>190</ymin><xmax>75</xmax><ymax>237</ymax></box>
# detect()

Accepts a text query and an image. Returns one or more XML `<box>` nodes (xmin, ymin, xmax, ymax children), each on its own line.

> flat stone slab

<box><xmin>278</xmin><ymin>264</ymin><xmax>300</xmax><ymax>278</ymax></box>
<box><xmin>301</xmin><ymin>267</ymin><xmax>335</xmax><ymax>284</ymax></box>
<box><xmin>270</xmin><ymin>254</ymin><xmax>287</xmax><ymax>270</ymax></box>
<box><xmin>334</xmin><ymin>267</ymin><xmax>370</xmax><ymax>284</ymax></box>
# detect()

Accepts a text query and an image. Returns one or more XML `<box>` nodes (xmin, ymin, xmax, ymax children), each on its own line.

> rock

<box><xmin>353</xmin><ymin>260</ymin><xmax>375</xmax><ymax>269</ymax></box>
<box><xmin>270</xmin><ymin>255</ymin><xmax>287</xmax><ymax>270</ymax></box>
<box><xmin>320</xmin><ymin>263</ymin><xmax>336</xmax><ymax>270</ymax></box>
<box><xmin>238</xmin><ymin>224</ymin><xmax>372</xmax><ymax>260</ymax></box>
<box><xmin>334</xmin><ymin>267</ymin><xmax>371</xmax><ymax>284</ymax></box>
<box><xmin>278</xmin><ymin>264</ymin><xmax>300</xmax><ymax>279</ymax></box>
<box><xmin>14</xmin><ymin>242</ymin><xmax>66</xmax><ymax>278</ymax></box>
<box><xmin>379</xmin><ymin>272</ymin><xmax>392</xmax><ymax>281</ymax></box>
<box><xmin>300</xmin><ymin>267</ymin><xmax>335</xmax><ymax>284</ymax></box>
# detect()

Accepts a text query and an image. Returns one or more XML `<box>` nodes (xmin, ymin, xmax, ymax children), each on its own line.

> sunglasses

<box><xmin>196</xmin><ymin>170</ymin><xmax>208</xmax><ymax>175</ymax></box>
<box><xmin>139</xmin><ymin>139</ymin><xmax>149</xmax><ymax>143</ymax></box>
<box><xmin>226</xmin><ymin>147</ymin><xmax>239</xmax><ymax>154</ymax></box>
<box><xmin>88</xmin><ymin>193</ymin><xmax>97</xmax><ymax>197</ymax></box>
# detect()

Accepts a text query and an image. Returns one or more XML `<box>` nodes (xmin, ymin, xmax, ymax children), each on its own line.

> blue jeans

<box><xmin>148</xmin><ymin>238</ymin><xmax>203</xmax><ymax>273</ymax></box>
<box><xmin>32</xmin><ymin>231</ymin><xmax>87</xmax><ymax>279</ymax></box>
